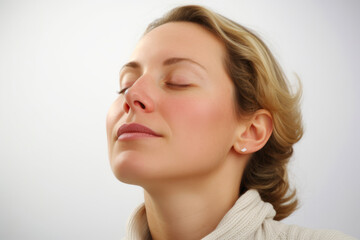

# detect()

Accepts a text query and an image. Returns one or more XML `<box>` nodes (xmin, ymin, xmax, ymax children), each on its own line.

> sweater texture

<box><xmin>123</xmin><ymin>189</ymin><xmax>356</xmax><ymax>240</ymax></box>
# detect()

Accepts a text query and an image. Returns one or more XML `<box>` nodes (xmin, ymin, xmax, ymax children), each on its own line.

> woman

<box><xmin>106</xmin><ymin>5</ymin><xmax>355</xmax><ymax>240</ymax></box>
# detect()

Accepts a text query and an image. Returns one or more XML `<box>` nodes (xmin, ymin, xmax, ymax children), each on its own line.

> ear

<box><xmin>233</xmin><ymin>109</ymin><xmax>273</xmax><ymax>154</ymax></box>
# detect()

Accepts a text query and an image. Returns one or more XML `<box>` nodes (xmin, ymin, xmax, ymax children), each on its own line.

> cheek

<box><xmin>161</xmin><ymin>93</ymin><xmax>237</xmax><ymax>166</ymax></box>
<box><xmin>163</xmin><ymin>93</ymin><xmax>236</xmax><ymax>135</ymax></box>
<box><xmin>106</xmin><ymin>100</ymin><xmax>126</xmax><ymax>152</ymax></box>
<box><xmin>162</xmin><ymin>97</ymin><xmax>214</xmax><ymax>131</ymax></box>
<box><xmin>106</xmin><ymin>99</ymin><xmax>125</xmax><ymax>128</ymax></box>
<box><xmin>106</xmin><ymin>104</ymin><xmax>117</xmax><ymax>138</ymax></box>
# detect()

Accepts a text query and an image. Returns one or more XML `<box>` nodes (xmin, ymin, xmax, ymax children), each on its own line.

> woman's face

<box><xmin>106</xmin><ymin>22</ymin><xmax>242</xmax><ymax>185</ymax></box>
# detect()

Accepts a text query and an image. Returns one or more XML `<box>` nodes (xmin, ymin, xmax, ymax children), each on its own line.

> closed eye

<box><xmin>117</xmin><ymin>87</ymin><xmax>129</xmax><ymax>95</ymax></box>
<box><xmin>117</xmin><ymin>83</ymin><xmax>191</xmax><ymax>94</ymax></box>
<box><xmin>166</xmin><ymin>83</ymin><xmax>191</xmax><ymax>88</ymax></box>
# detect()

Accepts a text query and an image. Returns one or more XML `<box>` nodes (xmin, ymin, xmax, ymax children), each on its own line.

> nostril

<box><xmin>134</xmin><ymin>101</ymin><xmax>146</xmax><ymax>109</ymax></box>
<box><xmin>123</xmin><ymin>102</ymin><xmax>130</xmax><ymax>113</ymax></box>
<box><xmin>139</xmin><ymin>102</ymin><xmax>146</xmax><ymax>109</ymax></box>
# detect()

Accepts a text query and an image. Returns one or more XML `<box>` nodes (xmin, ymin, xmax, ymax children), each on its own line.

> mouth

<box><xmin>116</xmin><ymin>123</ymin><xmax>162</xmax><ymax>140</ymax></box>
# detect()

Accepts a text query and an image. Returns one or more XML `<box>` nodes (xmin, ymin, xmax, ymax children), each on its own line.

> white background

<box><xmin>0</xmin><ymin>0</ymin><xmax>359</xmax><ymax>239</ymax></box>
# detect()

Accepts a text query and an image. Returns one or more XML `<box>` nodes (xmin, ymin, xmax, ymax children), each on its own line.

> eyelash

<box><xmin>116</xmin><ymin>87</ymin><xmax>129</xmax><ymax>95</ymax></box>
<box><xmin>166</xmin><ymin>83</ymin><xmax>191</xmax><ymax>88</ymax></box>
<box><xmin>116</xmin><ymin>83</ymin><xmax>191</xmax><ymax>95</ymax></box>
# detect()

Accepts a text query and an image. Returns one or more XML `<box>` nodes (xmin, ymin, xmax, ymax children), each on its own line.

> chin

<box><xmin>110</xmin><ymin>152</ymin><xmax>159</xmax><ymax>186</ymax></box>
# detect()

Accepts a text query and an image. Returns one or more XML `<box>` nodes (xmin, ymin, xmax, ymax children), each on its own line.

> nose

<box><xmin>122</xmin><ymin>75</ymin><xmax>155</xmax><ymax>114</ymax></box>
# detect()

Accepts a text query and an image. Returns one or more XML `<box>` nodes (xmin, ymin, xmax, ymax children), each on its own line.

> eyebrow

<box><xmin>120</xmin><ymin>61</ymin><xmax>141</xmax><ymax>71</ymax></box>
<box><xmin>120</xmin><ymin>57</ymin><xmax>207</xmax><ymax>72</ymax></box>
<box><xmin>163</xmin><ymin>57</ymin><xmax>206</xmax><ymax>71</ymax></box>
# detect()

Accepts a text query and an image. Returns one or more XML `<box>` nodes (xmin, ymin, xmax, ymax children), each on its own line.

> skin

<box><xmin>106</xmin><ymin>22</ymin><xmax>273</xmax><ymax>240</ymax></box>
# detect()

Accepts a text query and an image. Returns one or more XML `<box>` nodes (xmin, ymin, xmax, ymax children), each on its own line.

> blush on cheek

<box><xmin>165</xmin><ymin>96</ymin><xmax>229</xmax><ymax>132</ymax></box>
<box><xmin>163</xmin><ymin>94</ymin><xmax>237</xmax><ymax>166</ymax></box>
<box><xmin>166</xmin><ymin>98</ymin><xmax>226</xmax><ymax>154</ymax></box>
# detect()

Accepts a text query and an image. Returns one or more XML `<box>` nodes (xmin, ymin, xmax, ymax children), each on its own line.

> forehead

<box><xmin>130</xmin><ymin>22</ymin><xmax>226</xmax><ymax>67</ymax></box>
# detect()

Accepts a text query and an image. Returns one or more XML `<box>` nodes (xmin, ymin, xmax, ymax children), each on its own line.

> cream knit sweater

<box><xmin>123</xmin><ymin>189</ymin><xmax>356</xmax><ymax>240</ymax></box>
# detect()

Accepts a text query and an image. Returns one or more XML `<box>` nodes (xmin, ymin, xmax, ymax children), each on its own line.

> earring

<box><xmin>241</xmin><ymin>147</ymin><xmax>247</xmax><ymax>152</ymax></box>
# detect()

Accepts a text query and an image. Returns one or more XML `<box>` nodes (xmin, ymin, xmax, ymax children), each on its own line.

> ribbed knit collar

<box><xmin>124</xmin><ymin>189</ymin><xmax>276</xmax><ymax>240</ymax></box>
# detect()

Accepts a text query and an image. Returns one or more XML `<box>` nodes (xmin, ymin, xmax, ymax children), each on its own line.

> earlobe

<box><xmin>233</xmin><ymin>109</ymin><xmax>273</xmax><ymax>154</ymax></box>
<box><xmin>233</xmin><ymin>141</ymin><xmax>247</xmax><ymax>154</ymax></box>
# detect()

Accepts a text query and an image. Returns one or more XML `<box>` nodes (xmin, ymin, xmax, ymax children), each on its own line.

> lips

<box><xmin>117</xmin><ymin>123</ymin><xmax>161</xmax><ymax>139</ymax></box>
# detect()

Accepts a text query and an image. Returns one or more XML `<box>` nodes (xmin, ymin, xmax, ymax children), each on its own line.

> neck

<box><xmin>143</xmin><ymin>154</ymin><xmax>245</xmax><ymax>240</ymax></box>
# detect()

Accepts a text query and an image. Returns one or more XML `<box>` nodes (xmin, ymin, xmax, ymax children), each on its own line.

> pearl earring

<box><xmin>241</xmin><ymin>147</ymin><xmax>247</xmax><ymax>152</ymax></box>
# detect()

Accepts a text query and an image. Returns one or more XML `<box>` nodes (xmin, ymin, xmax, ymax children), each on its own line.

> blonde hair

<box><xmin>145</xmin><ymin>5</ymin><xmax>303</xmax><ymax>220</ymax></box>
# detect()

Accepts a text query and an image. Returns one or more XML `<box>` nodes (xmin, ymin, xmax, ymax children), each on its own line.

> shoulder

<box><xmin>267</xmin><ymin>220</ymin><xmax>357</xmax><ymax>240</ymax></box>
